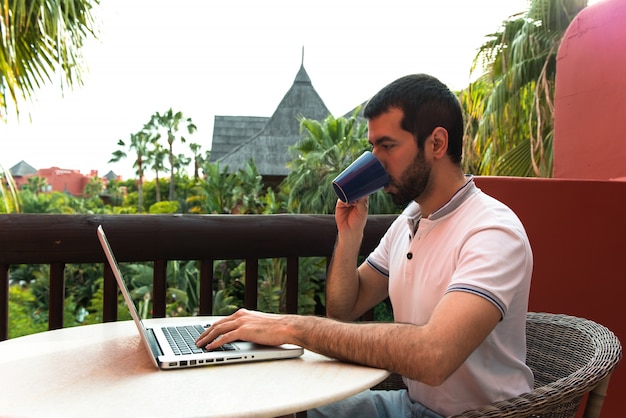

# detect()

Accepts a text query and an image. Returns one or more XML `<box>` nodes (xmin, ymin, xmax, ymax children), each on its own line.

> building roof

<box><xmin>9</xmin><ymin>160</ymin><xmax>38</xmax><ymax>177</ymax></box>
<box><xmin>213</xmin><ymin>64</ymin><xmax>332</xmax><ymax>176</ymax></box>
<box><xmin>210</xmin><ymin>116</ymin><xmax>269</xmax><ymax>162</ymax></box>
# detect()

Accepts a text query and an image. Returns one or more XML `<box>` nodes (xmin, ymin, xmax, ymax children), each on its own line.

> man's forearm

<box><xmin>292</xmin><ymin>315</ymin><xmax>393</xmax><ymax>366</ymax></box>
<box><xmin>289</xmin><ymin>315</ymin><xmax>441</xmax><ymax>384</ymax></box>
<box><xmin>325</xmin><ymin>234</ymin><xmax>362</xmax><ymax>320</ymax></box>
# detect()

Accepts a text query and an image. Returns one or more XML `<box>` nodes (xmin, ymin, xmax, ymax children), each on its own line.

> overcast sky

<box><xmin>2</xmin><ymin>0</ymin><xmax>539</xmax><ymax>179</ymax></box>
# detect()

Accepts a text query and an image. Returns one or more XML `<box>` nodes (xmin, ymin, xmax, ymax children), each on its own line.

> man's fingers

<box><xmin>195</xmin><ymin>309</ymin><xmax>255</xmax><ymax>348</ymax></box>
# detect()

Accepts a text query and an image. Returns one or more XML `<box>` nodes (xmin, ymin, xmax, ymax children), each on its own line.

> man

<box><xmin>197</xmin><ymin>74</ymin><xmax>533</xmax><ymax>417</ymax></box>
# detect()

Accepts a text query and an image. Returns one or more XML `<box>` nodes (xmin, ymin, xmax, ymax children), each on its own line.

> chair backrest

<box><xmin>452</xmin><ymin>313</ymin><xmax>622</xmax><ymax>418</ymax></box>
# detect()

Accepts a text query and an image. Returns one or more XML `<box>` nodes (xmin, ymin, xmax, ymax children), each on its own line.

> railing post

<box><xmin>244</xmin><ymin>258</ymin><xmax>258</xmax><ymax>310</ymax></box>
<box><xmin>49</xmin><ymin>262</ymin><xmax>65</xmax><ymax>330</ymax></box>
<box><xmin>153</xmin><ymin>260</ymin><xmax>167</xmax><ymax>318</ymax></box>
<box><xmin>286</xmin><ymin>256</ymin><xmax>299</xmax><ymax>314</ymax></box>
<box><xmin>1</xmin><ymin>263</ymin><xmax>9</xmax><ymax>341</ymax></box>
<box><xmin>199</xmin><ymin>260</ymin><xmax>214</xmax><ymax>315</ymax></box>
<box><xmin>103</xmin><ymin>263</ymin><xmax>118</xmax><ymax>322</ymax></box>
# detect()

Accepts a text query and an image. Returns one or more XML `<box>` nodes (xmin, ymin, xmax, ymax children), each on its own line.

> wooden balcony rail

<box><xmin>0</xmin><ymin>214</ymin><xmax>395</xmax><ymax>341</ymax></box>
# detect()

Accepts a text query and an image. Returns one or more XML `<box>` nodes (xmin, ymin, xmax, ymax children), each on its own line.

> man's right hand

<box><xmin>334</xmin><ymin>196</ymin><xmax>369</xmax><ymax>237</ymax></box>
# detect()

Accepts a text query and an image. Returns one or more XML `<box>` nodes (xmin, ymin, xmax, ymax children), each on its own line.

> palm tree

<box><xmin>148</xmin><ymin>140</ymin><xmax>168</xmax><ymax>203</ymax></box>
<box><xmin>188</xmin><ymin>143</ymin><xmax>208</xmax><ymax>181</ymax></box>
<box><xmin>186</xmin><ymin>162</ymin><xmax>239</xmax><ymax>214</ymax></box>
<box><xmin>284</xmin><ymin>111</ymin><xmax>395</xmax><ymax>214</ymax></box>
<box><xmin>109</xmin><ymin>131</ymin><xmax>151</xmax><ymax>213</ymax></box>
<box><xmin>83</xmin><ymin>176</ymin><xmax>104</xmax><ymax>199</ymax></box>
<box><xmin>0</xmin><ymin>0</ymin><xmax>99</xmax><ymax>212</ymax></box>
<box><xmin>26</xmin><ymin>176</ymin><xmax>49</xmax><ymax>196</ymax></box>
<box><xmin>467</xmin><ymin>0</ymin><xmax>587</xmax><ymax>177</ymax></box>
<box><xmin>174</xmin><ymin>153</ymin><xmax>192</xmax><ymax>179</ymax></box>
<box><xmin>147</xmin><ymin>109</ymin><xmax>197</xmax><ymax>201</ymax></box>
<box><xmin>186</xmin><ymin>159</ymin><xmax>267</xmax><ymax>214</ymax></box>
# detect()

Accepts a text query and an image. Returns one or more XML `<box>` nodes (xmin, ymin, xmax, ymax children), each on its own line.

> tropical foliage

<box><xmin>108</xmin><ymin>109</ymin><xmax>197</xmax><ymax>212</ymax></box>
<box><xmin>144</xmin><ymin>108</ymin><xmax>197</xmax><ymax>201</ymax></box>
<box><xmin>463</xmin><ymin>0</ymin><xmax>588</xmax><ymax>176</ymax></box>
<box><xmin>285</xmin><ymin>111</ymin><xmax>395</xmax><ymax>214</ymax></box>
<box><xmin>0</xmin><ymin>0</ymin><xmax>99</xmax><ymax>118</ymax></box>
<box><xmin>1</xmin><ymin>0</ymin><xmax>100</xmax><ymax>212</ymax></box>
<box><xmin>0</xmin><ymin>169</ymin><xmax>20</xmax><ymax>212</ymax></box>
<box><xmin>109</xmin><ymin>131</ymin><xmax>151</xmax><ymax>212</ymax></box>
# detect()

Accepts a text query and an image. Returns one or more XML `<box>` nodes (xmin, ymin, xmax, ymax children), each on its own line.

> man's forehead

<box><xmin>367</xmin><ymin>108</ymin><xmax>405</xmax><ymax>133</ymax></box>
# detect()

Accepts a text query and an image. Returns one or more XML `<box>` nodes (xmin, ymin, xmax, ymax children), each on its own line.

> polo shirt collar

<box><xmin>402</xmin><ymin>175</ymin><xmax>476</xmax><ymax>231</ymax></box>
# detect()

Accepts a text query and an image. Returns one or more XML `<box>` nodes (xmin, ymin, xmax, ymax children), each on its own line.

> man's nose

<box><xmin>371</xmin><ymin>149</ymin><xmax>385</xmax><ymax>168</ymax></box>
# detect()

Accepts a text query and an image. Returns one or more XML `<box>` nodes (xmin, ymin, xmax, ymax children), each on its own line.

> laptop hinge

<box><xmin>146</xmin><ymin>327</ymin><xmax>164</xmax><ymax>357</ymax></box>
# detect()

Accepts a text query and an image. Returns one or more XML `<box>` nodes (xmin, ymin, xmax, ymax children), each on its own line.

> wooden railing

<box><xmin>0</xmin><ymin>213</ymin><xmax>395</xmax><ymax>341</ymax></box>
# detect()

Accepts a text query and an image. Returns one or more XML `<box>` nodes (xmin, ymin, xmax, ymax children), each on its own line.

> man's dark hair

<box><xmin>363</xmin><ymin>74</ymin><xmax>464</xmax><ymax>165</ymax></box>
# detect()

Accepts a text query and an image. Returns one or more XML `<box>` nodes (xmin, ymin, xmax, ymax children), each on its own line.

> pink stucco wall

<box><xmin>553</xmin><ymin>0</ymin><xmax>626</xmax><ymax>180</ymax></box>
<box><xmin>475</xmin><ymin>176</ymin><xmax>625</xmax><ymax>418</ymax></box>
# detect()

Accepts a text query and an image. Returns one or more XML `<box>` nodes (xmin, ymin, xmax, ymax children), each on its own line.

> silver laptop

<box><xmin>97</xmin><ymin>225</ymin><xmax>303</xmax><ymax>369</ymax></box>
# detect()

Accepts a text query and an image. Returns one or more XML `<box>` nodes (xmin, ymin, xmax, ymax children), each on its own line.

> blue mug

<box><xmin>332</xmin><ymin>151</ymin><xmax>389</xmax><ymax>203</ymax></box>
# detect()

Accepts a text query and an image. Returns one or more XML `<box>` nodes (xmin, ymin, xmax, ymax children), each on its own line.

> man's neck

<box><xmin>415</xmin><ymin>170</ymin><xmax>467</xmax><ymax>218</ymax></box>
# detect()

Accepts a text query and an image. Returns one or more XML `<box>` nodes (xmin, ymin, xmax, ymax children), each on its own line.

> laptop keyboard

<box><xmin>162</xmin><ymin>324</ymin><xmax>237</xmax><ymax>356</ymax></box>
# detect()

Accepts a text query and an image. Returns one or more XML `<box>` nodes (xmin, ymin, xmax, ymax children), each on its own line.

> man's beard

<box><xmin>388</xmin><ymin>151</ymin><xmax>431</xmax><ymax>206</ymax></box>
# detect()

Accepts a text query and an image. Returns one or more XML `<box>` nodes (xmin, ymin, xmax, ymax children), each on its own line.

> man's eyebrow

<box><xmin>370</xmin><ymin>136</ymin><xmax>395</xmax><ymax>146</ymax></box>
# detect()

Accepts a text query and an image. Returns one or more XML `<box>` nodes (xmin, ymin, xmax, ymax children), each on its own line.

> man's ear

<box><xmin>431</xmin><ymin>127</ymin><xmax>449</xmax><ymax>158</ymax></box>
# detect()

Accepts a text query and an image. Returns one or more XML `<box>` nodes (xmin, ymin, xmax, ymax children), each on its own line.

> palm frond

<box><xmin>0</xmin><ymin>163</ymin><xmax>22</xmax><ymax>213</ymax></box>
<box><xmin>0</xmin><ymin>0</ymin><xmax>99</xmax><ymax>118</ymax></box>
<box><xmin>465</xmin><ymin>0</ymin><xmax>586</xmax><ymax>177</ymax></box>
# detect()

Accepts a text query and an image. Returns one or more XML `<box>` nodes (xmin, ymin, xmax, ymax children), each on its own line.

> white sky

<box><xmin>1</xmin><ymin>0</ymin><xmax>536</xmax><ymax>179</ymax></box>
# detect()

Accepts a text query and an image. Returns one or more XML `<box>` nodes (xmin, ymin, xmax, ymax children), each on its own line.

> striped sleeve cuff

<box><xmin>366</xmin><ymin>257</ymin><xmax>389</xmax><ymax>278</ymax></box>
<box><xmin>446</xmin><ymin>284</ymin><xmax>506</xmax><ymax>319</ymax></box>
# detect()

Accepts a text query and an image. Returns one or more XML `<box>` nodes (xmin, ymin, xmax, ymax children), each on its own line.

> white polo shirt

<box><xmin>366</xmin><ymin>177</ymin><xmax>534</xmax><ymax>415</ymax></box>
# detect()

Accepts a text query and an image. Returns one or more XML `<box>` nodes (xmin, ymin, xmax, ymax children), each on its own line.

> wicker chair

<box><xmin>375</xmin><ymin>313</ymin><xmax>622</xmax><ymax>418</ymax></box>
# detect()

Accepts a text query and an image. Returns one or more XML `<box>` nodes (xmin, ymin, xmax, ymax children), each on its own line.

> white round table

<box><xmin>0</xmin><ymin>317</ymin><xmax>390</xmax><ymax>417</ymax></box>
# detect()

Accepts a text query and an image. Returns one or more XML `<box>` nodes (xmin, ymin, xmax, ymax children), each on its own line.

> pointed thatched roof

<box><xmin>210</xmin><ymin>116</ymin><xmax>269</xmax><ymax>162</ymax></box>
<box><xmin>214</xmin><ymin>64</ymin><xmax>332</xmax><ymax>176</ymax></box>
<box><xmin>10</xmin><ymin>160</ymin><xmax>38</xmax><ymax>177</ymax></box>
